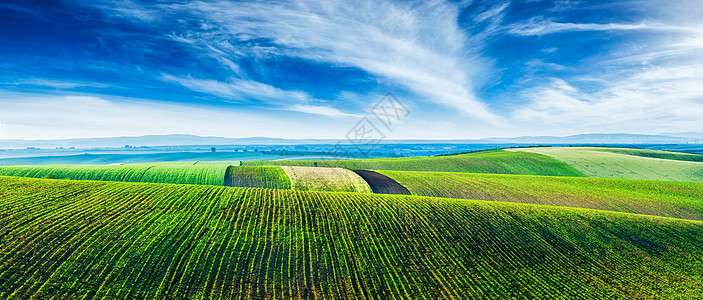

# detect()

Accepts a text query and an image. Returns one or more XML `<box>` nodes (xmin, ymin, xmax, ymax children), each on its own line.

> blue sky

<box><xmin>1</xmin><ymin>0</ymin><xmax>702</xmax><ymax>139</ymax></box>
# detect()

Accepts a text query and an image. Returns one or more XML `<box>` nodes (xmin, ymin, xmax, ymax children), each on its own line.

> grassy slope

<box><xmin>0</xmin><ymin>161</ymin><xmax>235</xmax><ymax>186</ymax></box>
<box><xmin>225</xmin><ymin>166</ymin><xmax>291</xmax><ymax>189</ymax></box>
<box><xmin>380</xmin><ymin>170</ymin><xmax>703</xmax><ymax>221</ymax></box>
<box><xmin>509</xmin><ymin>147</ymin><xmax>703</xmax><ymax>182</ymax></box>
<box><xmin>244</xmin><ymin>150</ymin><xmax>586</xmax><ymax>176</ymax></box>
<box><xmin>281</xmin><ymin>166</ymin><xmax>372</xmax><ymax>193</ymax></box>
<box><xmin>2</xmin><ymin>177</ymin><xmax>703</xmax><ymax>299</ymax></box>
<box><xmin>593</xmin><ymin>147</ymin><xmax>703</xmax><ymax>162</ymax></box>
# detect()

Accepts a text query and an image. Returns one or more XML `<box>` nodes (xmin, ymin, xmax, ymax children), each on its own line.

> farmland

<box><xmin>2</xmin><ymin>176</ymin><xmax>703</xmax><ymax>299</ymax></box>
<box><xmin>352</xmin><ymin>170</ymin><xmax>411</xmax><ymax>195</ymax></box>
<box><xmin>379</xmin><ymin>170</ymin><xmax>703</xmax><ymax>220</ymax></box>
<box><xmin>225</xmin><ymin>166</ymin><xmax>291</xmax><ymax>189</ymax></box>
<box><xmin>243</xmin><ymin>150</ymin><xmax>586</xmax><ymax>176</ymax></box>
<box><xmin>593</xmin><ymin>147</ymin><xmax>703</xmax><ymax>162</ymax></box>
<box><xmin>0</xmin><ymin>162</ymin><xmax>235</xmax><ymax>186</ymax></box>
<box><xmin>509</xmin><ymin>147</ymin><xmax>703</xmax><ymax>182</ymax></box>
<box><xmin>281</xmin><ymin>166</ymin><xmax>372</xmax><ymax>193</ymax></box>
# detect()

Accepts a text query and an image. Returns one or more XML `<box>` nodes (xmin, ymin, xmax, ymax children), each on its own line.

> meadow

<box><xmin>225</xmin><ymin>166</ymin><xmax>291</xmax><ymax>189</ymax></box>
<box><xmin>509</xmin><ymin>147</ymin><xmax>703</xmax><ymax>182</ymax></box>
<box><xmin>2</xmin><ymin>176</ymin><xmax>703</xmax><ymax>299</ymax></box>
<box><xmin>0</xmin><ymin>162</ymin><xmax>236</xmax><ymax>186</ymax></box>
<box><xmin>281</xmin><ymin>166</ymin><xmax>372</xmax><ymax>193</ymax></box>
<box><xmin>594</xmin><ymin>147</ymin><xmax>703</xmax><ymax>162</ymax></box>
<box><xmin>243</xmin><ymin>150</ymin><xmax>586</xmax><ymax>176</ymax></box>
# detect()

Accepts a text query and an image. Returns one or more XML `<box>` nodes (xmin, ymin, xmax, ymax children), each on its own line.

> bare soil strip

<box><xmin>352</xmin><ymin>170</ymin><xmax>411</xmax><ymax>195</ymax></box>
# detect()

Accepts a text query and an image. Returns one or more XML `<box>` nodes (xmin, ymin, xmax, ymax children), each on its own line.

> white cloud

<box><xmin>525</xmin><ymin>59</ymin><xmax>566</xmax><ymax>71</ymax></box>
<box><xmin>513</xmin><ymin>65</ymin><xmax>703</xmax><ymax>133</ymax></box>
<box><xmin>160</xmin><ymin>74</ymin><xmax>359</xmax><ymax>118</ymax></box>
<box><xmin>506</xmin><ymin>17</ymin><xmax>692</xmax><ymax>36</ymax></box>
<box><xmin>161</xmin><ymin>75</ymin><xmax>307</xmax><ymax>103</ymax></box>
<box><xmin>287</xmin><ymin>104</ymin><xmax>360</xmax><ymax>118</ymax></box>
<box><xmin>1</xmin><ymin>79</ymin><xmax>110</xmax><ymax>89</ymax></box>
<box><xmin>508</xmin><ymin>0</ymin><xmax>703</xmax><ymax>135</ymax></box>
<box><xmin>474</xmin><ymin>2</ymin><xmax>510</xmax><ymax>23</ymax></box>
<box><xmin>0</xmin><ymin>92</ymin><xmax>355</xmax><ymax>140</ymax></box>
<box><xmin>92</xmin><ymin>0</ymin><xmax>501</xmax><ymax>122</ymax></box>
<box><xmin>90</xmin><ymin>0</ymin><xmax>157</xmax><ymax>22</ymax></box>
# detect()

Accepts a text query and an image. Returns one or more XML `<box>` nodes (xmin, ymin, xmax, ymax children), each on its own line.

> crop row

<box><xmin>242</xmin><ymin>150</ymin><xmax>586</xmax><ymax>176</ymax></box>
<box><xmin>0</xmin><ymin>162</ymin><xmax>234</xmax><ymax>186</ymax></box>
<box><xmin>2</xmin><ymin>176</ymin><xmax>703</xmax><ymax>298</ymax></box>
<box><xmin>379</xmin><ymin>170</ymin><xmax>703</xmax><ymax>221</ymax></box>
<box><xmin>280</xmin><ymin>166</ymin><xmax>372</xmax><ymax>193</ymax></box>
<box><xmin>225</xmin><ymin>166</ymin><xmax>291</xmax><ymax>189</ymax></box>
<box><xmin>509</xmin><ymin>147</ymin><xmax>703</xmax><ymax>182</ymax></box>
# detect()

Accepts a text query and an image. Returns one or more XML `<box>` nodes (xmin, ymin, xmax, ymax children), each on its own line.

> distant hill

<box><xmin>1</xmin><ymin>133</ymin><xmax>701</xmax><ymax>149</ymax></box>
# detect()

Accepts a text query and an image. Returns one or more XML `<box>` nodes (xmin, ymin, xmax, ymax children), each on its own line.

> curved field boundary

<box><xmin>592</xmin><ymin>147</ymin><xmax>703</xmax><ymax>162</ymax></box>
<box><xmin>509</xmin><ymin>147</ymin><xmax>703</xmax><ymax>182</ymax></box>
<box><xmin>281</xmin><ymin>166</ymin><xmax>372</xmax><ymax>193</ymax></box>
<box><xmin>379</xmin><ymin>170</ymin><xmax>703</xmax><ymax>221</ymax></box>
<box><xmin>352</xmin><ymin>170</ymin><xmax>411</xmax><ymax>195</ymax></box>
<box><xmin>0</xmin><ymin>162</ymin><xmax>233</xmax><ymax>186</ymax></box>
<box><xmin>2</xmin><ymin>176</ymin><xmax>703</xmax><ymax>298</ymax></box>
<box><xmin>224</xmin><ymin>166</ymin><xmax>291</xmax><ymax>189</ymax></box>
<box><xmin>242</xmin><ymin>150</ymin><xmax>586</xmax><ymax>176</ymax></box>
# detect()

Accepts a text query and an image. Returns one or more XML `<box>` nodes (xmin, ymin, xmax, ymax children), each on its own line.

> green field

<box><xmin>0</xmin><ymin>161</ymin><xmax>237</xmax><ymax>186</ymax></box>
<box><xmin>509</xmin><ymin>147</ymin><xmax>703</xmax><ymax>182</ymax></box>
<box><xmin>281</xmin><ymin>166</ymin><xmax>372</xmax><ymax>193</ymax></box>
<box><xmin>244</xmin><ymin>150</ymin><xmax>586</xmax><ymax>176</ymax></box>
<box><xmin>225</xmin><ymin>166</ymin><xmax>291</xmax><ymax>189</ymax></box>
<box><xmin>380</xmin><ymin>170</ymin><xmax>703</xmax><ymax>220</ymax></box>
<box><xmin>3</xmin><ymin>176</ymin><xmax>703</xmax><ymax>298</ymax></box>
<box><xmin>593</xmin><ymin>147</ymin><xmax>703</xmax><ymax>162</ymax></box>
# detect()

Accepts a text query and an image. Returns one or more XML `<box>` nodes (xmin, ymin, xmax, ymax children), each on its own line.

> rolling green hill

<box><xmin>379</xmin><ymin>170</ymin><xmax>703</xmax><ymax>221</ymax></box>
<box><xmin>593</xmin><ymin>147</ymin><xmax>703</xmax><ymax>162</ymax></box>
<box><xmin>2</xmin><ymin>176</ymin><xmax>703</xmax><ymax>299</ymax></box>
<box><xmin>509</xmin><ymin>147</ymin><xmax>703</xmax><ymax>182</ymax></box>
<box><xmin>225</xmin><ymin>166</ymin><xmax>291</xmax><ymax>189</ymax></box>
<box><xmin>243</xmin><ymin>150</ymin><xmax>586</xmax><ymax>177</ymax></box>
<box><xmin>280</xmin><ymin>166</ymin><xmax>372</xmax><ymax>193</ymax></box>
<box><xmin>0</xmin><ymin>162</ymin><xmax>237</xmax><ymax>186</ymax></box>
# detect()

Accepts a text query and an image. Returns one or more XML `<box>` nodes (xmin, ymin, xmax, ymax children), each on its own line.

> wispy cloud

<box><xmin>514</xmin><ymin>75</ymin><xmax>703</xmax><ymax>133</ymax></box>
<box><xmin>513</xmin><ymin>60</ymin><xmax>703</xmax><ymax>133</ymax></box>
<box><xmin>506</xmin><ymin>0</ymin><xmax>703</xmax><ymax>135</ymax></box>
<box><xmin>6</xmin><ymin>0</ymin><xmax>703</xmax><ymax>139</ymax></box>
<box><xmin>161</xmin><ymin>75</ymin><xmax>307</xmax><ymax>103</ymax></box>
<box><xmin>0</xmin><ymin>92</ymin><xmax>353</xmax><ymax>139</ymax></box>
<box><xmin>1</xmin><ymin>79</ymin><xmax>110</xmax><ymax>89</ymax></box>
<box><xmin>474</xmin><ymin>2</ymin><xmax>510</xmax><ymax>23</ymax></box>
<box><xmin>287</xmin><ymin>104</ymin><xmax>360</xmax><ymax>118</ymax></box>
<box><xmin>89</xmin><ymin>0</ymin><xmax>502</xmax><ymax>122</ymax></box>
<box><xmin>88</xmin><ymin>0</ymin><xmax>158</xmax><ymax>22</ymax></box>
<box><xmin>506</xmin><ymin>16</ymin><xmax>697</xmax><ymax>36</ymax></box>
<box><xmin>161</xmin><ymin>74</ymin><xmax>359</xmax><ymax>118</ymax></box>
